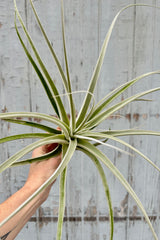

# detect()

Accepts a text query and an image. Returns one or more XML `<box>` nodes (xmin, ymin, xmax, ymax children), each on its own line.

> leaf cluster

<box><xmin>0</xmin><ymin>1</ymin><xmax>160</xmax><ymax>239</ymax></box>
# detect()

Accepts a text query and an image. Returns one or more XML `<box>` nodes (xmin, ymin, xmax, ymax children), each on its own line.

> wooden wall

<box><xmin>0</xmin><ymin>0</ymin><xmax>160</xmax><ymax>239</ymax></box>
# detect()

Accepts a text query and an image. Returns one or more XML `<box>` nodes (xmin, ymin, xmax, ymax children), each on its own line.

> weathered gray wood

<box><xmin>0</xmin><ymin>0</ymin><xmax>160</xmax><ymax>239</ymax></box>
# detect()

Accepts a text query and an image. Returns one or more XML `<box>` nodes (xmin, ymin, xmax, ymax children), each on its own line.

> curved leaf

<box><xmin>75</xmin><ymin>134</ymin><xmax>132</xmax><ymax>156</ymax></box>
<box><xmin>14</xmin><ymin>0</ymin><xmax>69</xmax><ymax>125</ymax></box>
<box><xmin>56</xmin><ymin>144</ymin><xmax>68</xmax><ymax>240</ymax></box>
<box><xmin>85</xmin><ymin>87</ymin><xmax>160</xmax><ymax>129</ymax></box>
<box><xmin>101</xmin><ymin>129</ymin><xmax>160</xmax><ymax>137</ymax></box>
<box><xmin>0</xmin><ymin>112</ymin><xmax>69</xmax><ymax>139</ymax></box>
<box><xmin>14</xmin><ymin>15</ymin><xmax>59</xmax><ymax>116</ymax></box>
<box><xmin>0</xmin><ymin>133</ymin><xmax>51</xmax><ymax>144</ymax></box>
<box><xmin>0</xmin><ymin>139</ymin><xmax>77</xmax><ymax>228</ymax></box>
<box><xmin>76</xmin><ymin>4</ymin><xmax>160</xmax><ymax>128</ymax></box>
<box><xmin>78</xmin><ymin>147</ymin><xmax>114</xmax><ymax>240</ymax></box>
<box><xmin>79</xmin><ymin>131</ymin><xmax>160</xmax><ymax>172</ymax></box>
<box><xmin>0</xmin><ymin>134</ymin><xmax>67</xmax><ymax>173</ymax></box>
<box><xmin>89</xmin><ymin>71</ymin><xmax>160</xmax><ymax>119</ymax></box>
<box><xmin>29</xmin><ymin>0</ymin><xmax>68</xmax><ymax>91</ymax></box>
<box><xmin>60</xmin><ymin>0</ymin><xmax>76</xmax><ymax>133</ymax></box>
<box><xmin>3</xmin><ymin>118</ymin><xmax>60</xmax><ymax>134</ymax></box>
<box><xmin>78</xmin><ymin>139</ymin><xmax>158</xmax><ymax>240</ymax></box>
<box><xmin>11</xmin><ymin>145</ymin><xmax>62</xmax><ymax>167</ymax></box>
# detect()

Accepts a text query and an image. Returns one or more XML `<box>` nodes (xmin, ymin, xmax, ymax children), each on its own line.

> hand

<box><xmin>25</xmin><ymin>141</ymin><xmax>62</xmax><ymax>200</ymax></box>
<box><xmin>0</xmin><ymin>134</ymin><xmax>62</xmax><ymax>238</ymax></box>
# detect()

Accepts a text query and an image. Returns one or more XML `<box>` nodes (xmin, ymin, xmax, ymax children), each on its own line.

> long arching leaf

<box><xmin>11</xmin><ymin>145</ymin><xmax>62</xmax><ymax>167</ymax></box>
<box><xmin>0</xmin><ymin>112</ymin><xmax>69</xmax><ymax>139</ymax></box>
<box><xmin>56</xmin><ymin>144</ymin><xmax>68</xmax><ymax>240</ymax></box>
<box><xmin>78</xmin><ymin>147</ymin><xmax>114</xmax><ymax>240</ymax></box>
<box><xmin>14</xmin><ymin>0</ymin><xmax>69</xmax><ymax>125</ymax></box>
<box><xmin>0</xmin><ymin>139</ymin><xmax>77</xmax><ymax>228</ymax></box>
<box><xmin>0</xmin><ymin>133</ymin><xmax>51</xmax><ymax>144</ymax></box>
<box><xmin>78</xmin><ymin>139</ymin><xmax>158</xmax><ymax>240</ymax></box>
<box><xmin>56</xmin><ymin>167</ymin><xmax>67</xmax><ymax>240</ymax></box>
<box><xmin>85</xmin><ymin>87</ymin><xmax>160</xmax><ymax>129</ymax></box>
<box><xmin>76</xmin><ymin>4</ymin><xmax>159</xmax><ymax>128</ymax></box>
<box><xmin>78</xmin><ymin>132</ymin><xmax>160</xmax><ymax>172</ymax></box>
<box><xmin>75</xmin><ymin>134</ymin><xmax>132</xmax><ymax>156</ymax></box>
<box><xmin>89</xmin><ymin>71</ymin><xmax>160</xmax><ymax>120</ymax></box>
<box><xmin>29</xmin><ymin>0</ymin><xmax>68</xmax><ymax>91</ymax></box>
<box><xmin>14</xmin><ymin>14</ymin><xmax>59</xmax><ymax>116</ymax></box>
<box><xmin>3</xmin><ymin>118</ymin><xmax>60</xmax><ymax>134</ymax></box>
<box><xmin>101</xmin><ymin>129</ymin><xmax>160</xmax><ymax>137</ymax></box>
<box><xmin>0</xmin><ymin>135</ymin><xmax>67</xmax><ymax>173</ymax></box>
<box><xmin>60</xmin><ymin>0</ymin><xmax>76</xmax><ymax>133</ymax></box>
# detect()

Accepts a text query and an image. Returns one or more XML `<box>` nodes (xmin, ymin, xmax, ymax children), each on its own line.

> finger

<box><xmin>42</xmin><ymin>143</ymin><xmax>58</xmax><ymax>153</ymax></box>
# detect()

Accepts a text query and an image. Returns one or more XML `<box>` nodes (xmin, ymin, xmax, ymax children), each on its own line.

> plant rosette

<box><xmin>0</xmin><ymin>1</ymin><xmax>160</xmax><ymax>240</ymax></box>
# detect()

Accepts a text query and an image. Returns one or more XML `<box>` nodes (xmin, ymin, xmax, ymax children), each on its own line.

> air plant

<box><xmin>0</xmin><ymin>0</ymin><xmax>160</xmax><ymax>239</ymax></box>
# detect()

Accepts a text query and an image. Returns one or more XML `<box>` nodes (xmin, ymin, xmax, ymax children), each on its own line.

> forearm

<box><xmin>0</xmin><ymin>183</ymin><xmax>49</xmax><ymax>239</ymax></box>
<box><xmin>0</xmin><ymin>142</ymin><xmax>61</xmax><ymax>239</ymax></box>
<box><xmin>1</xmin><ymin>202</ymin><xmax>39</xmax><ymax>240</ymax></box>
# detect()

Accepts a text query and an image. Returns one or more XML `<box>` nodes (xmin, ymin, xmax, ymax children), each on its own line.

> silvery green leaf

<box><xmin>78</xmin><ymin>139</ymin><xmax>158</xmax><ymax>240</ymax></box>
<box><xmin>0</xmin><ymin>133</ymin><xmax>51</xmax><ymax>144</ymax></box>
<box><xmin>80</xmin><ymin>131</ymin><xmax>160</xmax><ymax>172</ymax></box>
<box><xmin>78</xmin><ymin>147</ymin><xmax>114</xmax><ymax>240</ymax></box>
<box><xmin>85</xmin><ymin>87</ymin><xmax>160</xmax><ymax>129</ymax></box>
<box><xmin>0</xmin><ymin>135</ymin><xmax>67</xmax><ymax>173</ymax></box>
<box><xmin>0</xmin><ymin>139</ymin><xmax>77</xmax><ymax>228</ymax></box>
<box><xmin>3</xmin><ymin>118</ymin><xmax>60</xmax><ymax>134</ymax></box>
<box><xmin>0</xmin><ymin>112</ymin><xmax>69</xmax><ymax>139</ymax></box>
<box><xmin>14</xmin><ymin>0</ymin><xmax>69</xmax><ymax>125</ymax></box>
<box><xmin>11</xmin><ymin>145</ymin><xmax>62</xmax><ymax>167</ymax></box>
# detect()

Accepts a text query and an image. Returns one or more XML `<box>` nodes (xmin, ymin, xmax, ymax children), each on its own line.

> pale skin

<box><xmin>0</xmin><ymin>142</ymin><xmax>62</xmax><ymax>240</ymax></box>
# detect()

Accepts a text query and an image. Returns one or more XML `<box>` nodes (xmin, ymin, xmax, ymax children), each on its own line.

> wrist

<box><xmin>23</xmin><ymin>181</ymin><xmax>51</xmax><ymax>204</ymax></box>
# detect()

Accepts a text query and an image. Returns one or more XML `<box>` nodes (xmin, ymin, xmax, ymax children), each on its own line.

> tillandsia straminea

<box><xmin>0</xmin><ymin>1</ymin><xmax>160</xmax><ymax>239</ymax></box>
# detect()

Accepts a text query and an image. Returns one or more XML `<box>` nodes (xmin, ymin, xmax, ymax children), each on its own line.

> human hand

<box><xmin>0</xmin><ymin>129</ymin><xmax>62</xmax><ymax>238</ymax></box>
<box><xmin>25</xmin><ymin>138</ymin><xmax>62</xmax><ymax>201</ymax></box>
